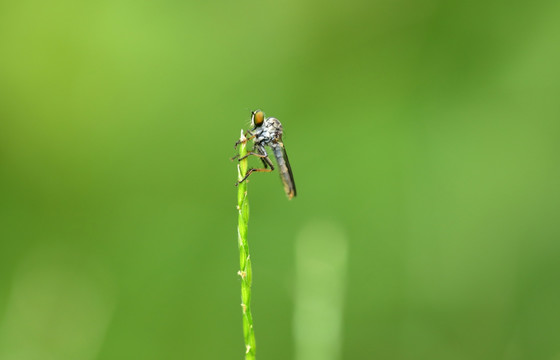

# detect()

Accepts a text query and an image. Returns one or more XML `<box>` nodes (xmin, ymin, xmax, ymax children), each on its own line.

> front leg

<box><xmin>234</xmin><ymin>130</ymin><xmax>255</xmax><ymax>149</ymax></box>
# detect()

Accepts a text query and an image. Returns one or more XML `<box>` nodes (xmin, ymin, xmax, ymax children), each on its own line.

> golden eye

<box><xmin>252</xmin><ymin>110</ymin><xmax>265</xmax><ymax>127</ymax></box>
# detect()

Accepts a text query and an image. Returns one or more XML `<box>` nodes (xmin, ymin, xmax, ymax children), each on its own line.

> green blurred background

<box><xmin>1</xmin><ymin>0</ymin><xmax>559</xmax><ymax>359</ymax></box>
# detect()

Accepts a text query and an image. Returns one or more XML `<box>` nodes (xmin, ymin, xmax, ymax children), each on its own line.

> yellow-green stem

<box><xmin>237</xmin><ymin>130</ymin><xmax>256</xmax><ymax>360</ymax></box>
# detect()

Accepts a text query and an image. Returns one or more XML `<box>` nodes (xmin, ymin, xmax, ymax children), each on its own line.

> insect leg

<box><xmin>260</xmin><ymin>155</ymin><xmax>274</xmax><ymax>169</ymax></box>
<box><xmin>230</xmin><ymin>151</ymin><xmax>274</xmax><ymax>169</ymax></box>
<box><xmin>237</xmin><ymin>152</ymin><xmax>274</xmax><ymax>167</ymax></box>
<box><xmin>232</xmin><ymin>144</ymin><xmax>274</xmax><ymax>170</ymax></box>
<box><xmin>235</xmin><ymin>167</ymin><xmax>274</xmax><ymax>186</ymax></box>
<box><xmin>231</xmin><ymin>152</ymin><xmax>274</xmax><ymax>169</ymax></box>
<box><xmin>233</xmin><ymin>131</ymin><xmax>256</xmax><ymax>149</ymax></box>
<box><xmin>255</xmin><ymin>145</ymin><xmax>274</xmax><ymax>169</ymax></box>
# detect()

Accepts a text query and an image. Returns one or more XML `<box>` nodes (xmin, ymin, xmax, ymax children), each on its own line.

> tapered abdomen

<box><xmin>271</xmin><ymin>142</ymin><xmax>296</xmax><ymax>199</ymax></box>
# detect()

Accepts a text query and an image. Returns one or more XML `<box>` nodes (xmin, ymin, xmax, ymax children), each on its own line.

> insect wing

<box><xmin>272</xmin><ymin>140</ymin><xmax>296</xmax><ymax>199</ymax></box>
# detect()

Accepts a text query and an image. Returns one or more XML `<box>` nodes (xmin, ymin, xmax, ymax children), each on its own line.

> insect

<box><xmin>233</xmin><ymin>110</ymin><xmax>297</xmax><ymax>199</ymax></box>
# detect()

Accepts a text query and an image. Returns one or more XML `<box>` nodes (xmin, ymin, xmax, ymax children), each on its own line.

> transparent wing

<box><xmin>271</xmin><ymin>140</ymin><xmax>296</xmax><ymax>199</ymax></box>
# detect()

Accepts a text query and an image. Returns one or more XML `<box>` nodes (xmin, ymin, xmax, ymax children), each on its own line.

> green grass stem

<box><xmin>236</xmin><ymin>130</ymin><xmax>256</xmax><ymax>360</ymax></box>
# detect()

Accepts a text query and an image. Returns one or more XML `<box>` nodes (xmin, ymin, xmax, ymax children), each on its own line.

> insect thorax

<box><xmin>255</xmin><ymin>117</ymin><xmax>283</xmax><ymax>145</ymax></box>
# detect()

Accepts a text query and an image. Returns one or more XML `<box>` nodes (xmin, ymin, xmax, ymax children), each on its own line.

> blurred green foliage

<box><xmin>1</xmin><ymin>0</ymin><xmax>559</xmax><ymax>359</ymax></box>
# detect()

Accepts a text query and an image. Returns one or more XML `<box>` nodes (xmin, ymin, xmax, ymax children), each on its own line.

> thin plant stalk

<box><xmin>236</xmin><ymin>130</ymin><xmax>256</xmax><ymax>360</ymax></box>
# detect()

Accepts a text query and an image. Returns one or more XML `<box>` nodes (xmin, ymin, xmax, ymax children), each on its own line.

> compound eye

<box><xmin>252</xmin><ymin>110</ymin><xmax>265</xmax><ymax>127</ymax></box>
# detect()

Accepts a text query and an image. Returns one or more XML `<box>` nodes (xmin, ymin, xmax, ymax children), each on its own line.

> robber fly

<box><xmin>233</xmin><ymin>110</ymin><xmax>297</xmax><ymax>199</ymax></box>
